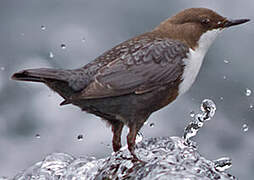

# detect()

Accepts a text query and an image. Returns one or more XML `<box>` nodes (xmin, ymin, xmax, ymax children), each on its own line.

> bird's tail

<box><xmin>11</xmin><ymin>68</ymin><xmax>66</xmax><ymax>83</ymax></box>
<box><xmin>11</xmin><ymin>68</ymin><xmax>77</xmax><ymax>105</ymax></box>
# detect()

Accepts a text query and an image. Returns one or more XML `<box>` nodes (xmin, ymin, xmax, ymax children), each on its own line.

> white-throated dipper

<box><xmin>11</xmin><ymin>8</ymin><xmax>250</xmax><ymax>159</ymax></box>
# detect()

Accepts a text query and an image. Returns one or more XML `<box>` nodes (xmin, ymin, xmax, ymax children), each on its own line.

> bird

<box><xmin>11</xmin><ymin>8</ymin><xmax>249</xmax><ymax>159</ymax></box>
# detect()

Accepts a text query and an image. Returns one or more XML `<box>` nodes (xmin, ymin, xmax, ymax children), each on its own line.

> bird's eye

<box><xmin>201</xmin><ymin>18</ymin><xmax>210</xmax><ymax>25</ymax></box>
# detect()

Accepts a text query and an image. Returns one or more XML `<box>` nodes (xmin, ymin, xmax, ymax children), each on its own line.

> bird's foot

<box><xmin>130</xmin><ymin>150</ymin><xmax>145</xmax><ymax>163</ymax></box>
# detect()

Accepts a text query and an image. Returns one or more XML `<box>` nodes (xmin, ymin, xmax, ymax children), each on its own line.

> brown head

<box><xmin>153</xmin><ymin>8</ymin><xmax>250</xmax><ymax>49</ymax></box>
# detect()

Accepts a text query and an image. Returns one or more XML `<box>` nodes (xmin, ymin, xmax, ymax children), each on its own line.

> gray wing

<box><xmin>76</xmin><ymin>38</ymin><xmax>189</xmax><ymax>99</ymax></box>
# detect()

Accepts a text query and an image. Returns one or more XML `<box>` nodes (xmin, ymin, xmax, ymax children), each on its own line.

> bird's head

<box><xmin>154</xmin><ymin>8</ymin><xmax>250</xmax><ymax>49</ymax></box>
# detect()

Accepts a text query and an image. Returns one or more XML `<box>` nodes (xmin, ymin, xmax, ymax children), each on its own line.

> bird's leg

<box><xmin>127</xmin><ymin>124</ymin><xmax>139</xmax><ymax>159</ymax></box>
<box><xmin>111</xmin><ymin>121</ymin><xmax>124</xmax><ymax>152</ymax></box>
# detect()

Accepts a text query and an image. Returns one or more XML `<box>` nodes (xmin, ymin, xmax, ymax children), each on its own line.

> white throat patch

<box><xmin>178</xmin><ymin>29</ymin><xmax>222</xmax><ymax>95</ymax></box>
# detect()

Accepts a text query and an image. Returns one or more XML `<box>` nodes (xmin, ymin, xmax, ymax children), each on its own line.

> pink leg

<box><xmin>111</xmin><ymin>122</ymin><xmax>124</xmax><ymax>152</ymax></box>
<box><xmin>127</xmin><ymin>125</ymin><xmax>139</xmax><ymax>159</ymax></box>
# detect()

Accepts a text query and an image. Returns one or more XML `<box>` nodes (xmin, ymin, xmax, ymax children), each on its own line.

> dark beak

<box><xmin>224</xmin><ymin>18</ymin><xmax>250</xmax><ymax>28</ymax></box>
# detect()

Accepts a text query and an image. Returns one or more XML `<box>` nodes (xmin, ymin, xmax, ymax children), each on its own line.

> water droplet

<box><xmin>149</xmin><ymin>123</ymin><xmax>155</xmax><ymax>127</ymax></box>
<box><xmin>136</xmin><ymin>132</ymin><xmax>143</xmax><ymax>143</ymax></box>
<box><xmin>77</xmin><ymin>134</ymin><xmax>84</xmax><ymax>141</ymax></box>
<box><xmin>242</xmin><ymin>124</ymin><xmax>248</xmax><ymax>132</ymax></box>
<box><xmin>194</xmin><ymin>114</ymin><xmax>203</xmax><ymax>122</ymax></box>
<box><xmin>190</xmin><ymin>111</ymin><xmax>195</xmax><ymax>118</ymax></box>
<box><xmin>82</xmin><ymin>37</ymin><xmax>85</xmax><ymax>42</ymax></box>
<box><xmin>245</xmin><ymin>88</ymin><xmax>252</xmax><ymax>96</ymax></box>
<box><xmin>223</xmin><ymin>60</ymin><xmax>229</xmax><ymax>64</ymax></box>
<box><xmin>249</xmin><ymin>104</ymin><xmax>253</xmax><ymax>109</ymax></box>
<box><xmin>223</xmin><ymin>76</ymin><xmax>227</xmax><ymax>80</ymax></box>
<box><xmin>219</xmin><ymin>97</ymin><xmax>224</xmax><ymax>101</ymax></box>
<box><xmin>201</xmin><ymin>99</ymin><xmax>216</xmax><ymax>120</ymax></box>
<box><xmin>35</xmin><ymin>134</ymin><xmax>41</xmax><ymax>139</ymax></box>
<box><xmin>183</xmin><ymin>99</ymin><xmax>216</xmax><ymax>143</ymax></box>
<box><xmin>49</xmin><ymin>52</ymin><xmax>54</xmax><ymax>59</ymax></box>
<box><xmin>183</xmin><ymin>121</ymin><xmax>199</xmax><ymax>141</ymax></box>
<box><xmin>106</xmin><ymin>144</ymin><xmax>111</xmax><ymax>148</ymax></box>
<box><xmin>41</xmin><ymin>25</ymin><xmax>46</xmax><ymax>30</ymax></box>
<box><xmin>0</xmin><ymin>67</ymin><xmax>5</xmax><ymax>71</ymax></box>
<box><xmin>61</xmin><ymin>44</ymin><xmax>66</xmax><ymax>49</ymax></box>
<box><xmin>214</xmin><ymin>157</ymin><xmax>232</xmax><ymax>172</ymax></box>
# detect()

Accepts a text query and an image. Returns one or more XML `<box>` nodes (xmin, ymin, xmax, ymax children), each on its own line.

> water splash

<box><xmin>245</xmin><ymin>88</ymin><xmax>252</xmax><ymax>96</ymax></box>
<box><xmin>149</xmin><ymin>123</ymin><xmax>155</xmax><ymax>127</ymax></box>
<box><xmin>12</xmin><ymin>153</ymin><xmax>74</xmax><ymax>179</ymax></box>
<box><xmin>189</xmin><ymin>111</ymin><xmax>195</xmax><ymax>118</ymax></box>
<box><xmin>214</xmin><ymin>157</ymin><xmax>232</xmax><ymax>172</ymax></box>
<box><xmin>200</xmin><ymin>99</ymin><xmax>216</xmax><ymax>119</ymax></box>
<box><xmin>49</xmin><ymin>52</ymin><xmax>54</xmax><ymax>59</ymax></box>
<box><xmin>77</xmin><ymin>134</ymin><xmax>84</xmax><ymax>141</ymax></box>
<box><xmin>41</xmin><ymin>25</ymin><xmax>46</xmax><ymax>31</ymax></box>
<box><xmin>242</xmin><ymin>124</ymin><xmax>249</xmax><ymax>132</ymax></box>
<box><xmin>183</xmin><ymin>99</ymin><xmax>216</xmax><ymax>144</ymax></box>
<box><xmin>6</xmin><ymin>98</ymin><xmax>237</xmax><ymax>180</ymax></box>
<box><xmin>136</xmin><ymin>132</ymin><xmax>143</xmax><ymax>144</ymax></box>
<box><xmin>61</xmin><ymin>44</ymin><xmax>66</xmax><ymax>49</ymax></box>
<box><xmin>223</xmin><ymin>60</ymin><xmax>230</xmax><ymax>64</ymax></box>
<box><xmin>9</xmin><ymin>137</ymin><xmax>236</xmax><ymax>180</ymax></box>
<box><xmin>35</xmin><ymin>134</ymin><xmax>40</xmax><ymax>139</ymax></box>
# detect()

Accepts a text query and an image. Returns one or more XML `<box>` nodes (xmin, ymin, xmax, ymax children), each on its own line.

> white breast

<box><xmin>178</xmin><ymin>29</ymin><xmax>222</xmax><ymax>95</ymax></box>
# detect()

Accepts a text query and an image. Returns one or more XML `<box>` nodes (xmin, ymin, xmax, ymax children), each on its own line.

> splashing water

<box><xmin>242</xmin><ymin>124</ymin><xmax>249</xmax><ymax>132</ymax></box>
<box><xmin>136</xmin><ymin>132</ymin><xmax>143</xmax><ymax>144</ymax></box>
<box><xmin>35</xmin><ymin>134</ymin><xmax>40</xmax><ymax>139</ymax></box>
<box><xmin>149</xmin><ymin>123</ymin><xmax>155</xmax><ymax>127</ymax></box>
<box><xmin>41</xmin><ymin>25</ymin><xmax>46</xmax><ymax>31</ymax></box>
<box><xmin>49</xmin><ymin>52</ymin><xmax>54</xmax><ymax>59</ymax></box>
<box><xmin>214</xmin><ymin>157</ymin><xmax>232</xmax><ymax>172</ymax></box>
<box><xmin>8</xmin><ymin>137</ymin><xmax>236</xmax><ymax>180</ymax></box>
<box><xmin>4</xmin><ymin>98</ymin><xmax>237</xmax><ymax>180</ymax></box>
<box><xmin>77</xmin><ymin>134</ymin><xmax>84</xmax><ymax>141</ymax></box>
<box><xmin>223</xmin><ymin>60</ymin><xmax>230</xmax><ymax>64</ymax></box>
<box><xmin>245</xmin><ymin>88</ymin><xmax>252</xmax><ymax>96</ymax></box>
<box><xmin>183</xmin><ymin>99</ymin><xmax>216</xmax><ymax>144</ymax></box>
<box><xmin>200</xmin><ymin>99</ymin><xmax>216</xmax><ymax>119</ymax></box>
<box><xmin>61</xmin><ymin>44</ymin><xmax>66</xmax><ymax>49</ymax></box>
<box><xmin>189</xmin><ymin>111</ymin><xmax>195</xmax><ymax>118</ymax></box>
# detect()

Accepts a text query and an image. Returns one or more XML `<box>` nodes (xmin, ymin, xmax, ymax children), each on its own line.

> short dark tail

<box><xmin>11</xmin><ymin>68</ymin><xmax>66</xmax><ymax>83</ymax></box>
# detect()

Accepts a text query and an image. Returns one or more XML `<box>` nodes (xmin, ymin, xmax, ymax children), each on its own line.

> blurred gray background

<box><xmin>0</xmin><ymin>0</ymin><xmax>253</xmax><ymax>179</ymax></box>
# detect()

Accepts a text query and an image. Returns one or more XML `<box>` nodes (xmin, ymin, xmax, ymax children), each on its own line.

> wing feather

<box><xmin>74</xmin><ymin>37</ymin><xmax>189</xmax><ymax>99</ymax></box>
